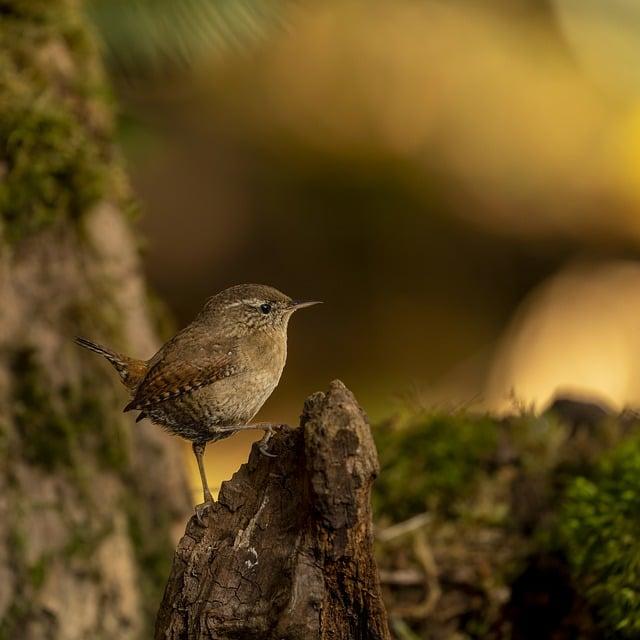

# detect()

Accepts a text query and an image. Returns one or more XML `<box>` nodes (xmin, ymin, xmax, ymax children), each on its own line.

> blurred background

<box><xmin>85</xmin><ymin>0</ymin><xmax>640</xmax><ymax>494</ymax></box>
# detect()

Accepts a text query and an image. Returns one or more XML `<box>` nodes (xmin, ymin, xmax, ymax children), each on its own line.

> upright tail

<box><xmin>74</xmin><ymin>337</ymin><xmax>147</xmax><ymax>391</ymax></box>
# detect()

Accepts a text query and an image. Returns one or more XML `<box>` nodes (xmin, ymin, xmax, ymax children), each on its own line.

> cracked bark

<box><xmin>155</xmin><ymin>380</ymin><xmax>391</xmax><ymax>640</ymax></box>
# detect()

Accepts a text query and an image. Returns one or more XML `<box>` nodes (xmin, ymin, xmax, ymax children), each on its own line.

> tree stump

<box><xmin>155</xmin><ymin>380</ymin><xmax>391</xmax><ymax>640</ymax></box>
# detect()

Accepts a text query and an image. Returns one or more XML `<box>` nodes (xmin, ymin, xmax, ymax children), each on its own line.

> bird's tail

<box><xmin>74</xmin><ymin>336</ymin><xmax>120</xmax><ymax>362</ymax></box>
<box><xmin>74</xmin><ymin>337</ymin><xmax>147</xmax><ymax>390</ymax></box>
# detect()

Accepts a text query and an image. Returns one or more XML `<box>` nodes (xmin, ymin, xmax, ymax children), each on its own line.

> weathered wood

<box><xmin>155</xmin><ymin>380</ymin><xmax>391</xmax><ymax>640</ymax></box>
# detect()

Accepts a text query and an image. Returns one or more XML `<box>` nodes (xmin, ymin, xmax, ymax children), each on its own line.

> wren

<box><xmin>75</xmin><ymin>284</ymin><xmax>320</xmax><ymax>522</ymax></box>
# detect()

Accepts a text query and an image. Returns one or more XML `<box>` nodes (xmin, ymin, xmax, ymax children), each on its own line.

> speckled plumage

<box><xmin>76</xmin><ymin>284</ymin><xmax>319</xmax><ymax>514</ymax></box>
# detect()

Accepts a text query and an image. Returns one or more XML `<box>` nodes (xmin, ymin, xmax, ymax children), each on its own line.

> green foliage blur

<box><xmin>86</xmin><ymin>0</ymin><xmax>283</xmax><ymax>75</ymax></box>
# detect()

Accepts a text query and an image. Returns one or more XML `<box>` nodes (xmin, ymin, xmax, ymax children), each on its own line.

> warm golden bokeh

<box><xmin>115</xmin><ymin>0</ymin><xmax>640</xmax><ymax>495</ymax></box>
<box><xmin>201</xmin><ymin>1</ymin><xmax>640</xmax><ymax>242</ymax></box>
<box><xmin>487</xmin><ymin>260</ymin><xmax>640</xmax><ymax>412</ymax></box>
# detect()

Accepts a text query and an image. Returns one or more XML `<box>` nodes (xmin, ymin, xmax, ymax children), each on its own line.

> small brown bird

<box><xmin>75</xmin><ymin>284</ymin><xmax>320</xmax><ymax>521</ymax></box>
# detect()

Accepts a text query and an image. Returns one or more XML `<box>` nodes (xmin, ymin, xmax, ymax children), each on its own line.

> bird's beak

<box><xmin>290</xmin><ymin>300</ymin><xmax>322</xmax><ymax>310</ymax></box>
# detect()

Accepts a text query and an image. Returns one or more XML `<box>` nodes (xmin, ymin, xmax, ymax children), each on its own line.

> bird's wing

<box><xmin>124</xmin><ymin>342</ymin><xmax>240</xmax><ymax>412</ymax></box>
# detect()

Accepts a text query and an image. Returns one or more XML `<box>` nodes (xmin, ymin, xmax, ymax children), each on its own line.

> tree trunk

<box><xmin>155</xmin><ymin>380</ymin><xmax>391</xmax><ymax>640</ymax></box>
<box><xmin>0</xmin><ymin>2</ymin><xmax>191</xmax><ymax>638</ymax></box>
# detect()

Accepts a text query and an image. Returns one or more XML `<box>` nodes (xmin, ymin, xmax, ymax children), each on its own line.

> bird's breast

<box><xmin>234</xmin><ymin>331</ymin><xmax>287</xmax><ymax>418</ymax></box>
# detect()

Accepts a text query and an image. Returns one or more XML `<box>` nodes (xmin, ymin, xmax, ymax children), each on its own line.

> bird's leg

<box><xmin>192</xmin><ymin>441</ymin><xmax>214</xmax><ymax>525</ymax></box>
<box><xmin>215</xmin><ymin>422</ymin><xmax>278</xmax><ymax>457</ymax></box>
<box><xmin>257</xmin><ymin>425</ymin><xmax>275</xmax><ymax>457</ymax></box>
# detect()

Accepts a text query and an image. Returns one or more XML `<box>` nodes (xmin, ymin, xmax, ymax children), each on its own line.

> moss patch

<box><xmin>0</xmin><ymin>85</ymin><xmax>108</xmax><ymax>242</ymax></box>
<box><xmin>374</xmin><ymin>412</ymin><xmax>500</xmax><ymax>521</ymax></box>
<box><xmin>558</xmin><ymin>437</ymin><xmax>640</xmax><ymax>638</ymax></box>
<box><xmin>0</xmin><ymin>1</ymin><xmax>118</xmax><ymax>243</ymax></box>
<box><xmin>9</xmin><ymin>346</ymin><xmax>130</xmax><ymax>472</ymax></box>
<box><xmin>373</xmin><ymin>406</ymin><xmax>640</xmax><ymax>638</ymax></box>
<box><xmin>0</xmin><ymin>599</ymin><xmax>30</xmax><ymax>640</ymax></box>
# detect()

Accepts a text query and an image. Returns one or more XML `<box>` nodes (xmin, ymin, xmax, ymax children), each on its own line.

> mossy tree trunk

<box><xmin>0</xmin><ymin>2</ymin><xmax>191</xmax><ymax>638</ymax></box>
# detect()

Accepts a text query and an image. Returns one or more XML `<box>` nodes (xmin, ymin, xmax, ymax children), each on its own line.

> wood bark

<box><xmin>155</xmin><ymin>380</ymin><xmax>391</xmax><ymax>640</ymax></box>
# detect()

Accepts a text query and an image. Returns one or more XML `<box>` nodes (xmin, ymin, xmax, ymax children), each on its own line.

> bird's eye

<box><xmin>260</xmin><ymin>303</ymin><xmax>272</xmax><ymax>314</ymax></box>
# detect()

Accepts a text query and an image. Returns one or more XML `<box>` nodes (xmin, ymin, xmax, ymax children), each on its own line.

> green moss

<box><xmin>63</xmin><ymin>521</ymin><xmax>113</xmax><ymax>564</ymax></box>
<box><xmin>373</xmin><ymin>405</ymin><xmax>640</xmax><ymax>637</ymax></box>
<box><xmin>372</xmin><ymin>406</ymin><xmax>615</xmax><ymax>524</ymax></box>
<box><xmin>27</xmin><ymin>558</ymin><xmax>48</xmax><ymax>590</ymax></box>
<box><xmin>373</xmin><ymin>412</ymin><xmax>500</xmax><ymax>521</ymax></box>
<box><xmin>11</xmin><ymin>348</ymin><xmax>77</xmax><ymax>469</ymax></box>
<box><xmin>0</xmin><ymin>514</ymin><xmax>32</xmax><ymax>639</ymax></box>
<box><xmin>558</xmin><ymin>437</ymin><xmax>640</xmax><ymax>638</ymax></box>
<box><xmin>9</xmin><ymin>347</ymin><xmax>130</xmax><ymax>472</ymax></box>
<box><xmin>0</xmin><ymin>2</ymin><xmax>117</xmax><ymax>244</ymax></box>
<box><xmin>0</xmin><ymin>598</ymin><xmax>30</xmax><ymax>640</ymax></box>
<box><xmin>0</xmin><ymin>89</ymin><xmax>108</xmax><ymax>242</ymax></box>
<box><xmin>7</xmin><ymin>525</ymin><xmax>27</xmax><ymax>564</ymax></box>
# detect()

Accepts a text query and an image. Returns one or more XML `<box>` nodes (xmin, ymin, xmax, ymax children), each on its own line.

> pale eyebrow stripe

<box><xmin>226</xmin><ymin>299</ymin><xmax>263</xmax><ymax>308</ymax></box>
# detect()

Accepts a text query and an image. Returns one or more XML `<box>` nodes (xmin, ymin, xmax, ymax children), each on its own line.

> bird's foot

<box><xmin>194</xmin><ymin>499</ymin><xmax>214</xmax><ymax>526</ymax></box>
<box><xmin>258</xmin><ymin>426</ymin><xmax>276</xmax><ymax>457</ymax></box>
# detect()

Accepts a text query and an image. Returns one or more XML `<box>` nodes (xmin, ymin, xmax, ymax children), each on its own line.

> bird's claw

<box><xmin>194</xmin><ymin>500</ymin><xmax>214</xmax><ymax>526</ymax></box>
<box><xmin>259</xmin><ymin>444</ymin><xmax>277</xmax><ymax>458</ymax></box>
<box><xmin>258</xmin><ymin>427</ymin><xmax>277</xmax><ymax>458</ymax></box>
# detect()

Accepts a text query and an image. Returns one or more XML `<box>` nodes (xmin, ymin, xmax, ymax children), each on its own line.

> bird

<box><xmin>75</xmin><ymin>283</ymin><xmax>320</xmax><ymax>522</ymax></box>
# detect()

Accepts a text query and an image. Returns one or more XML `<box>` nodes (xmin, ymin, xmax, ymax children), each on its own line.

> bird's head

<box><xmin>201</xmin><ymin>284</ymin><xmax>321</xmax><ymax>336</ymax></box>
